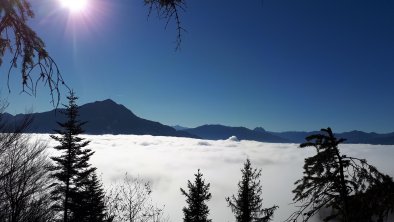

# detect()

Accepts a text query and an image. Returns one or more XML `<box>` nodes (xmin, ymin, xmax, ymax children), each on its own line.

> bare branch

<box><xmin>144</xmin><ymin>0</ymin><xmax>186</xmax><ymax>50</ymax></box>
<box><xmin>1</xmin><ymin>0</ymin><xmax>68</xmax><ymax>107</ymax></box>
<box><xmin>105</xmin><ymin>173</ymin><xmax>168</xmax><ymax>222</ymax></box>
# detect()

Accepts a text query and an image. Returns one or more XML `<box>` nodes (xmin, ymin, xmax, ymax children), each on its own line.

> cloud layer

<box><xmin>38</xmin><ymin>134</ymin><xmax>394</xmax><ymax>222</ymax></box>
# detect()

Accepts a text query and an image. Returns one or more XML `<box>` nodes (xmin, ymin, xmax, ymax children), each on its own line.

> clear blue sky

<box><xmin>1</xmin><ymin>0</ymin><xmax>394</xmax><ymax>133</ymax></box>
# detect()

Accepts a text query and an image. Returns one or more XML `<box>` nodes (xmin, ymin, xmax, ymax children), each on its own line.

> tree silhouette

<box><xmin>0</xmin><ymin>0</ymin><xmax>66</xmax><ymax>105</ymax></box>
<box><xmin>0</xmin><ymin>104</ymin><xmax>55</xmax><ymax>222</ymax></box>
<box><xmin>145</xmin><ymin>0</ymin><xmax>186</xmax><ymax>50</ymax></box>
<box><xmin>180</xmin><ymin>169</ymin><xmax>212</xmax><ymax>222</ymax></box>
<box><xmin>0</xmin><ymin>100</ymin><xmax>32</xmax><ymax>182</ymax></box>
<box><xmin>105</xmin><ymin>173</ymin><xmax>168</xmax><ymax>222</ymax></box>
<box><xmin>286</xmin><ymin>127</ymin><xmax>394</xmax><ymax>222</ymax></box>
<box><xmin>50</xmin><ymin>91</ymin><xmax>95</xmax><ymax>222</ymax></box>
<box><xmin>73</xmin><ymin>172</ymin><xmax>108</xmax><ymax>222</ymax></box>
<box><xmin>226</xmin><ymin>159</ymin><xmax>277</xmax><ymax>222</ymax></box>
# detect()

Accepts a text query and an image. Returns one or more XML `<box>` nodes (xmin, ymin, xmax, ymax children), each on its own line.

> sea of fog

<box><xmin>35</xmin><ymin>134</ymin><xmax>394</xmax><ymax>222</ymax></box>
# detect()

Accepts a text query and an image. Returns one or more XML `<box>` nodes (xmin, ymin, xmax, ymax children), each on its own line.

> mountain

<box><xmin>337</xmin><ymin>131</ymin><xmax>394</xmax><ymax>145</ymax></box>
<box><xmin>269</xmin><ymin>131</ymin><xmax>317</xmax><ymax>143</ymax></box>
<box><xmin>368</xmin><ymin>133</ymin><xmax>394</xmax><ymax>145</ymax></box>
<box><xmin>4</xmin><ymin>99</ymin><xmax>198</xmax><ymax>138</ymax></box>
<box><xmin>269</xmin><ymin>130</ymin><xmax>394</xmax><ymax>145</ymax></box>
<box><xmin>253</xmin><ymin>127</ymin><xmax>266</xmax><ymax>133</ymax></box>
<box><xmin>2</xmin><ymin>99</ymin><xmax>394</xmax><ymax>144</ymax></box>
<box><xmin>172</xmin><ymin>125</ymin><xmax>190</xmax><ymax>131</ymax></box>
<box><xmin>182</xmin><ymin>125</ymin><xmax>394</xmax><ymax>145</ymax></box>
<box><xmin>184</xmin><ymin>124</ymin><xmax>290</xmax><ymax>143</ymax></box>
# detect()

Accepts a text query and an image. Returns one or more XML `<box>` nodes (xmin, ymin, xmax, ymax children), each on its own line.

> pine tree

<box><xmin>180</xmin><ymin>169</ymin><xmax>212</xmax><ymax>222</ymax></box>
<box><xmin>226</xmin><ymin>159</ymin><xmax>277</xmax><ymax>222</ymax></box>
<box><xmin>286</xmin><ymin>127</ymin><xmax>394</xmax><ymax>222</ymax></box>
<box><xmin>73</xmin><ymin>172</ymin><xmax>108</xmax><ymax>222</ymax></box>
<box><xmin>85</xmin><ymin>173</ymin><xmax>109</xmax><ymax>222</ymax></box>
<box><xmin>50</xmin><ymin>91</ymin><xmax>95</xmax><ymax>222</ymax></box>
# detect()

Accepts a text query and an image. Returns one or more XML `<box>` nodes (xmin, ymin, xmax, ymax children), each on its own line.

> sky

<box><xmin>39</xmin><ymin>134</ymin><xmax>394</xmax><ymax>221</ymax></box>
<box><xmin>1</xmin><ymin>0</ymin><xmax>394</xmax><ymax>133</ymax></box>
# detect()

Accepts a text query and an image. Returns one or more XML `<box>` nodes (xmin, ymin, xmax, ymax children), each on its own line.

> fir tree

<box><xmin>50</xmin><ymin>91</ymin><xmax>95</xmax><ymax>222</ymax></box>
<box><xmin>180</xmin><ymin>169</ymin><xmax>212</xmax><ymax>222</ymax></box>
<box><xmin>286</xmin><ymin>127</ymin><xmax>394</xmax><ymax>222</ymax></box>
<box><xmin>226</xmin><ymin>159</ymin><xmax>277</xmax><ymax>222</ymax></box>
<box><xmin>73</xmin><ymin>172</ymin><xmax>108</xmax><ymax>222</ymax></box>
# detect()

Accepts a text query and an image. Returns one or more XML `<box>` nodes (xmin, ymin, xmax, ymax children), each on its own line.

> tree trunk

<box><xmin>336</xmin><ymin>148</ymin><xmax>349</xmax><ymax>222</ymax></box>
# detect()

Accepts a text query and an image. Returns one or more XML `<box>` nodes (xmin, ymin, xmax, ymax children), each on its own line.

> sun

<box><xmin>59</xmin><ymin>0</ymin><xmax>88</xmax><ymax>12</ymax></box>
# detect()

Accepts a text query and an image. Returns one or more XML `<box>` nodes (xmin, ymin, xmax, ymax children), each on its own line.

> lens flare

<box><xmin>59</xmin><ymin>0</ymin><xmax>88</xmax><ymax>12</ymax></box>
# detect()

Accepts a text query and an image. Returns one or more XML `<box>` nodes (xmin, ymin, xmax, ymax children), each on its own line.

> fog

<box><xmin>37</xmin><ymin>134</ymin><xmax>394</xmax><ymax>222</ymax></box>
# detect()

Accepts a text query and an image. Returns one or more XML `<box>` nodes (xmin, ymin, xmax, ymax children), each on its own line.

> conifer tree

<box><xmin>73</xmin><ymin>172</ymin><xmax>108</xmax><ymax>222</ymax></box>
<box><xmin>50</xmin><ymin>91</ymin><xmax>95</xmax><ymax>222</ymax></box>
<box><xmin>180</xmin><ymin>169</ymin><xmax>212</xmax><ymax>222</ymax></box>
<box><xmin>286</xmin><ymin>127</ymin><xmax>394</xmax><ymax>222</ymax></box>
<box><xmin>226</xmin><ymin>159</ymin><xmax>277</xmax><ymax>222</ymax></box>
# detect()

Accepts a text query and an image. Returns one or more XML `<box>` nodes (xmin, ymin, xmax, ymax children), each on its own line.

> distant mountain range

<box><xmin>269</xmin><ymin>130</ymin><xmax>394</xmax><ymax>145</ymax></box>
<box><xmin>2</xmin><ymin>99</ymin><xmax>394</xmax><ymax>145</ymax></box>
<box><xmin>171</xmin><ymin>125</ymin><xmax>190</xmax><ymax>131</ymax></box>
<box><xmin>183</xmin><ymin>125</ymin><xmax>290</xmax><ymax>143</ymax></box>
<box><xmin>178</xmin><ymin>125</ymin><xmax>394</xmax><ymax>145</ymax></box>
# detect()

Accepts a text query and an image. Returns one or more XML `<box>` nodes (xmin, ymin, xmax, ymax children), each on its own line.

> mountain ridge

<box><xmin>2</xmin><ymin>99</ymin><xmax>394</xmax><ymax>145</ymax></box>
<box><xmin>3</xmin><ymin>99</ymin><xmax>198</xmax><ymax>139</ymax></box>
<box><xmin>183</xmin><ymin>124</ymin><xmax>290</xmax><ymax>143</ymax></box>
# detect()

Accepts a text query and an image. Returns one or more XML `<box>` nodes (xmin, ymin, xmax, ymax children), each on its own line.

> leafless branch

<box><xmin>105</xmin><ymin>173</ymin><xmax>168</xmax><ymax>222</ymax></box>
<box><xmin>0</xmin><ymin>104</ymin><xmax>55</xmax><ymax>221</ymax></box>
<box><xmin>145</xmin><ymin>0</ymin><xmax>186</xmax><ymax>50</ymax></box>
<box><xmin>1</xmin><ymin>0</ymin><xmax>68</xmax><ymax>107</ymax></box>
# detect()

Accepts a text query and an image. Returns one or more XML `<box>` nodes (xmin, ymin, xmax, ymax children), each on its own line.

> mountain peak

<box><xmin>254</xmin><ymin>127</ymin><xmax>266</xmax><ymax>132</ymax></box>
<box><xmin>80</xmin><ymin>99</ymin><xmax>137</xmax><ymax>119</ymax></box>
<box><xmin>6</xmin><ymin>99</ymin><xmax>198</xmax><ymax>138</ymax></box>
<box><xmin>172</xmin><ymin>125</ymin><xmax>189</xmax><ymax>131</ymax></box>
<box><xmin>81</xmin><ymin>99</ymin><xmax>119</xmax><ymax>109</ymax></box>
<box><xmin>94</xmin><ymin>99</ymin><xmax>118</xmax><ymax>105</ymax></box>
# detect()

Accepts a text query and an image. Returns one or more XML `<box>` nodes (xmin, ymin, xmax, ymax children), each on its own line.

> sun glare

<box><xmin>60</xmin><ymin>0</ymin><xmax>88</xmax><ymax>12</ymax></box>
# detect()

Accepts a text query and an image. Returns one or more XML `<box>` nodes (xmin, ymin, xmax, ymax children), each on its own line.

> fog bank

<box><xmin>37</xmin><ymin>134</ymin><xmax>394</xmax><ymax>221</ymax></box>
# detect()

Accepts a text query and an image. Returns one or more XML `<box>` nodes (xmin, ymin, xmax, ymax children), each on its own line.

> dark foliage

<box><xmin>347</xmin><ymin>175</ymin><xmax>394</xmax><ymax>222</ymax></box>
<box><xmin>50</xmin><ymin>91</ymin><xmax>96</xmax><ymax>222</ymax></box>
<box><xmin>287</xmin><ymin>127</ymin><xmax>394</xmax><ymax>222</ymax></box>
<box><xmin>226</xmin><ymin>159</ymin><xmax>277</xmax><ymax>222</ymax></box>
<box><xmin>73</xmin><ymin>172</ymin><xmax>108</xmax><ymax>222</ymax></box>
<box><xmin>180</xmin><ymin>169</ymin><xmax>212</xmax><ymax>222</ymax></box>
